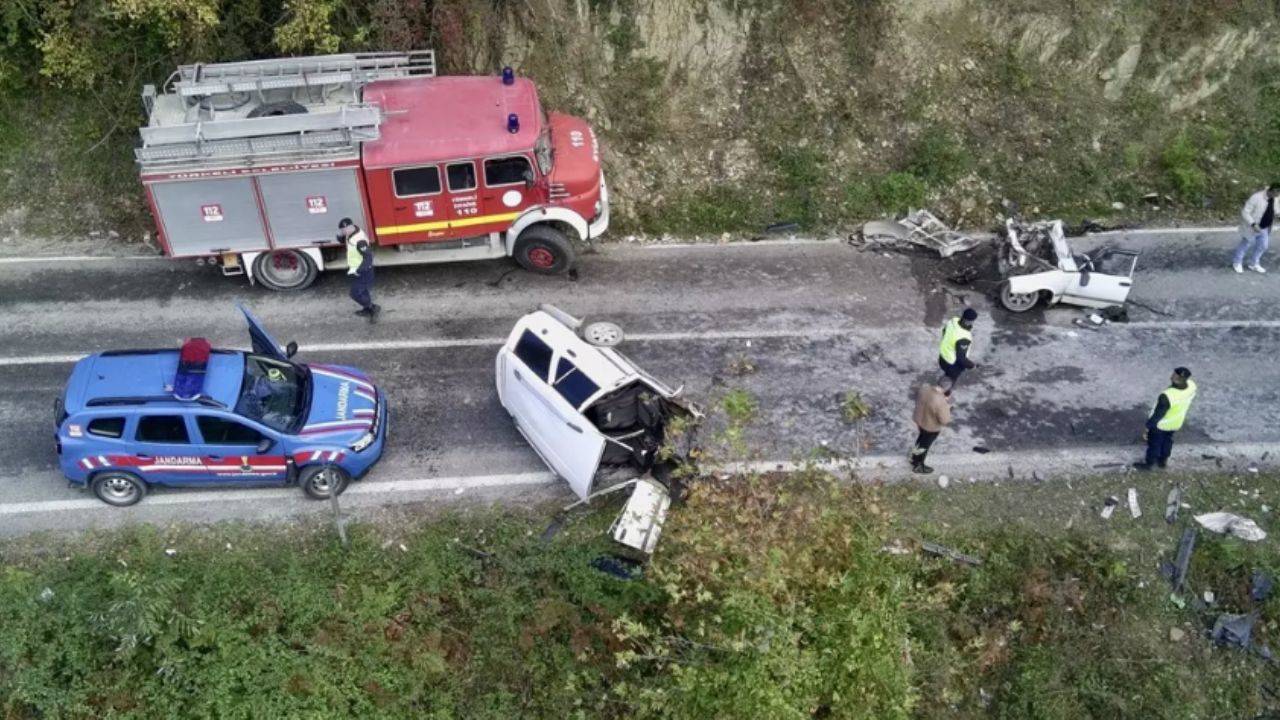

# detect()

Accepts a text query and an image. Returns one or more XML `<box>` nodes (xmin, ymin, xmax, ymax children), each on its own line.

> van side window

<box><xmin>136</xmin><ymin>415</ymin><xmax>190</xmax><ymax>444</ymax></box>
<box><xmin>446</xmin><ymin>162</ymin><xmax>477</xmax><ymax>192</ymax></box>
<box><xmin>393</xmin><ymin>166</ymin><xmax>441</xmax><ymax>197</ymax></box>
<box><xmin>87</xmin><ymin>417</ymin><xmax>126</xmax><ymax>439</ymax></box>
<box><xmin>484</xmin><ymin>156</ymin><xmax>532</xmax><ymax>187</ymax></box>
<box><xmin>513</xmin><ymin>330</ymin><xmax>553</xmax><ymax>380</ymax></box>
<box><xmin>197</xmin><ymin>416</ymin><xmax>265</xmax><ymax>445</ymax></box>
<box><xmin>552</xmin><ymin>358</ymin><xmax>599</xmax><ymax>408</ymax></box>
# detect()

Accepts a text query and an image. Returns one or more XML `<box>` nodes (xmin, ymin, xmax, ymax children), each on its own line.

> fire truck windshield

<box><xmin>535</xmin><ymin>131</ymin><xmax>553</xmax><ymax>175</ymax></box>
<box><xmin>234</xmin><ymin>355</ymin><xmax>307</xmax><ymax>433</ymax></box>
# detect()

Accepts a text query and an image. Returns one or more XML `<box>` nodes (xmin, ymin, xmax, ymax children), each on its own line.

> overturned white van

<box><xmin>495</xmin><ymin>305</ymin><xmax>699</xmax><ymax>500</ymax></box>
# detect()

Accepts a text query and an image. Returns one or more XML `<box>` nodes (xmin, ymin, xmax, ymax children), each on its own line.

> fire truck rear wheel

<box><xmin>514</xmin><ymin>226</ymin><xmax>575</xmax><ymax>275</ymax></box>
<box><xmin>254</xmin><ymin>249</ymin><xmax>317</xmax><ymax>291</ymax></box>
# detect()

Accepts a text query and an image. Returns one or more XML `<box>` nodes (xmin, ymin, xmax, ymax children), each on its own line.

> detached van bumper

<box><xmin>588</xmin><ymin>178</ymin><xmax>610</xmax><ymax>239</ymax></box>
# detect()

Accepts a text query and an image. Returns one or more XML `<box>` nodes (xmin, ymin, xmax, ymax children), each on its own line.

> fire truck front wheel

<box><xmin>514</xmin><ymin>225</ymin><xmax>575</xmax><ymax>275</ymax></box>
<box><xmin>254</xmin><ymin>249</ymin><xmax>318</xmax><ymax>291</ymax></box>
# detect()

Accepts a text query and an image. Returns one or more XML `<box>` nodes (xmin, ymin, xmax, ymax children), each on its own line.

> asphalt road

<box><xmin>1</xmin><ymin>229</ymin><xmax>1277</xmax><ymax>535</ymax></box>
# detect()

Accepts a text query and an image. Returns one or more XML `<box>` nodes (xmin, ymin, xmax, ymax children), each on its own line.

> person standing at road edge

<box><xmin>1134</xmin><ymin>367</ymin><xmax>1197</xmax><ymax>470</ymax></box>
<box><xmin>339</xmin><ymin>218</ymin><xmax>380</xmax><ymax>322</ymax></box>
<box><xmin>910</xmin><ymin>383</ymin><xmax>953</xmax><ymax>474</ymax></box>
<box><xmin>1233</xmin><ymin>183</ymin><xmax>1277</xmax><ymax>274</ymax></box>
<box><xmin>938</xmin><ymin>308</ymin><xmax>978</xmax><ymax>390</ymax></box>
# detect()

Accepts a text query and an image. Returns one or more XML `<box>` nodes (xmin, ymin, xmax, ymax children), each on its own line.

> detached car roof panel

<box><xmin>361</xmin><ymin>76</ymin><xmax>544</xmax><ymax>168</ymax></box>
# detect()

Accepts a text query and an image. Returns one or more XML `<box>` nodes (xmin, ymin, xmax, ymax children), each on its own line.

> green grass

<box><xmin>3</xmin><ymin>469</ymin><xmax>1278</xmax><ymax>718</ymax></box>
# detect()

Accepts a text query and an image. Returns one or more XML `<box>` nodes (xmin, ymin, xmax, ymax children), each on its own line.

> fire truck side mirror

<box><xmin>522</xmin><ymin>167</ymin><xmax>536</xmax><ymax>188</ymax></box>
<box><xmin>286</xmin><ymin>341</ymin><xmax>298</xmax><ymax>359</ymax></box>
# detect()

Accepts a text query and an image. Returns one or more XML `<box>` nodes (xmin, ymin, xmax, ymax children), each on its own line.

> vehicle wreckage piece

<box><xmin>997</xmin><ymin>218</ymin><xmax>1139</xmax><ymax>313</ymax></box>
<box><xmin>857</xmin><ymin>209</ymin><xmax>981</xmax><ymax>258</ymax></box>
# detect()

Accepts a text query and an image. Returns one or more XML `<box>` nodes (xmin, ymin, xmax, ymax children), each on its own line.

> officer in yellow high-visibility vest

<box><xmin>338</xmin><ymin>218</ymin><xmax>380</xmax><ymax>323</ymax></box>
<box><xmin>1134</xmin><ymin>366</ymin><xmax>1197</xmax><ymax>470</ymax></box>
<box><xmin>938</xmin><ymin>308</ymin><xmax>978</xmax><ymax>390</ymax></box>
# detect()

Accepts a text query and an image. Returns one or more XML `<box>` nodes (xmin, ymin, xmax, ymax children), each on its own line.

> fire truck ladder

<box><xmin>136</xmin><ymin>51</ymin><xmax>436</xmax><ymax>168</ymax></box>
<box><xmin>168</xmin><ymin>50</ymin><xmax>436</xmax><ymax>98</ymax></box>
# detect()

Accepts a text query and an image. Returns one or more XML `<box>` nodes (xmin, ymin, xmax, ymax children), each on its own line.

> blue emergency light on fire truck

<box><xmin>54</xmin><ymin>306</ymin><xmax>388</xmax><ymax>506</ymax></box>
<box><xmin>135</xmin><ymin>51</ymin><xmax>609</xmax><ymax>291</ymax></box>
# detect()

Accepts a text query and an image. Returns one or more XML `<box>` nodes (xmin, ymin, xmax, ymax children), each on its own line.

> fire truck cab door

<box><xmin>479</xmin><ymin>155</ymin><xmax>538</xmax><ymax>223</ymax></box>
<box><xmin>383</xmin><ymin>164</ymin><xmax>452</xmax><ymax>242</ymax></box>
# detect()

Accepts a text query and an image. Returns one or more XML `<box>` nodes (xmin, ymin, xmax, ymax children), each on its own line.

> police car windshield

<box><xmin>234</xmin><ymin>355</ymin><xmax>306</xmax><ymax>433</ymax></box>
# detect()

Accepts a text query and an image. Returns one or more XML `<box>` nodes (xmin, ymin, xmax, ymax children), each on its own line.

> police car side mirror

<box><xmin>256</xmin><ymin>438</ymin><xmax>274</xmax><ymax>454</ymax></box>
<box><xmin>286</xmin><ymin>341</ymin><xmax>298</xmax><ymax>359</ymax></box>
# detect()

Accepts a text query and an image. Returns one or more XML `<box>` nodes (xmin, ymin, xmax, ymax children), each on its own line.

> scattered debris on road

<box><xmin>921</xmin><ymin>541</ymin><xmax>983</xmax><ymax>566</ymax></box>
<box><xmin>1101</xmin><ymin>495</ymin><xmax>1119</xmax><ymax>519</ymax></box>
<box><xmin>1128</xmin><ymin>488</ymin><xmax>1142</xmax><ymax>518</ymax></box>
<box><xmin>854</xmin><ymin>209</ymin><xmax>981</xmax><ymax>257</ymax></box>
<box><xmin>1211</xmin><ymin>612</ymin><xmax>1259</xmax><ymax>651</ymax></box>
<box><xmin>1165</xmin><ymin>487</ymin><xmax>1182</xmax><ymax>524</ymax></box>
<box><xmin>1160</xmin><ymin>527</ymin><xmax>1197</xmax><ymax>592</ymax></box>
<box><xmin>1195</xmin><ymin>512</ymin><xmax>1267</xmax><ymax>541</ymax></box>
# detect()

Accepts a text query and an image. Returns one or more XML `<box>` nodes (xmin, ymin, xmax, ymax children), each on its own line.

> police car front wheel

<box><xmin>300</xmin><ymin>464</ymin><xmax>350</xmax><ymax>500</ymax></box>
<box><xmin>92</xmin><ymin>471</ymin><xmax>147</xmax><ymax>507</ymax></box>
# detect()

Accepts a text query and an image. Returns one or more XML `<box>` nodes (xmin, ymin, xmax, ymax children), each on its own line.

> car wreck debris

<box><xmin>1211</xmin><ymin>612</ymin><xmax>1259</xmax><ymax>651</ymax></box>
<box><xmin>1165</xmin><ymin>487</ymin><xmax>1182</xmax><ymax>524</ymax></box>
<box><xmin>1160</xmin><ymin>527</ymin><xmax>1197</xmax><ymax>593</ymax></box>
<box><xmin>921</xmin><ymin>541</ymin><xmax>983</xmax><ymax>566</ymax></box>
<box><xmin>1128</xmin><ymin>488</ymin><xmax>1141</xmax><ymax>518</ymax></box>
<box><xmin>1101</xmin><ymin>495</ymin><xmax>1119</xmax><ymax>520</ymax></box>
<box><xmin>1195</xmin><ymin>512</ymin><xmax>1268</xmax><ymax>542</ymax></box>
<box><xmin>855</xmin><ymin>209</ymin><xmax>981</xmax><ymax>258</ymax></box>
<box><xmin>610</xmin><ymin>478</ymin><xmax>671</xmax><ymax>555</ymax></box>
<box><xmin>997</xmin><ymin>218</ymin><xmax>1139</xmax><ymax>314</ymax></box>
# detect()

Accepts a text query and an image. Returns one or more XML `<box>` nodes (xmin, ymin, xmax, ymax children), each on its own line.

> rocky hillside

<box><xmin>1</xmin><ymin>0</ymin><xmax>1277</xmax><ymax>242</ymax></box>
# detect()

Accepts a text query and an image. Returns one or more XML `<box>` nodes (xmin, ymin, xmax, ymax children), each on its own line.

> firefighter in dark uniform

<box><xmin>938</xmin><ymin>308</ymin><xmax>978</xmax><ymax>390</ymax></box>
<box><xmin>339</xmin><ymin>218</ymin><xmax>379</xmax><ymax>322</ymax></box>
<box><xmin>1134</xmin><ymin>366</ymin><xmax>1197</xmax><ymax>470</ymax></box>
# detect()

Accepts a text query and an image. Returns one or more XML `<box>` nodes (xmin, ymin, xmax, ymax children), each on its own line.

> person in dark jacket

<box><xmin>1134</xmin><ymin>367</ymin><xmax>1198</xmax><ymax>470</ymax></box>
<box><xmin>339</xmin><ymin>218</ymin><xmax>379</xmax><ymax>323</ymax></box>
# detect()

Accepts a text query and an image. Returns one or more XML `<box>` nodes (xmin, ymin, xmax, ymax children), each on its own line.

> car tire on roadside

<box><xmin>253</xmin><ymin>249</ymin><xmax>318</xmax><ymax>292</ymax></box>
<box><xmin>300</xmin><ymin>464</ymin><xmax>350</xmax><ymax>500</ymax></box>
<box><xmin>91</xmin><ymin>471</ymin><xmax>147</xmax><ymax>507</ymax></box>
<box><xmin>514</xmin><ymin>225</ymin><xmax>575</xmax><ymax>275</ymax></box>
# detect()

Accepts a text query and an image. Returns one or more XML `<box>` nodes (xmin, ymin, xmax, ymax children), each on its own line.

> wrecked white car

<box><xmin>496</xmin><ymin>304</ymin><xmax>700</xmax><ymax>500</ymax></box>
<box><xmin>997</xmin><ymin>219</ymin><xmax>1138</xmax><ymax>313</ymax></box>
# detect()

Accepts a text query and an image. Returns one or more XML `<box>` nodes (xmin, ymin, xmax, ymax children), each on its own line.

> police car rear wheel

<box><xmin>255</xmin><ymin>249</ymin><xmax>317</xmax><ymax>292</ymax></box>
<box><xmin>301</xmin><ymin>464</ymin><xmax>350</xmax><ymax>500</ymax></box>
<box><xmin>92</xmin><ymin>471</ymin><xmax>146</xmax><ymax>507</ymax></box>
<box><xmin>514</xmin><ymin>226</ymin><xmax>574</xmax><ymax>275</ymax></box>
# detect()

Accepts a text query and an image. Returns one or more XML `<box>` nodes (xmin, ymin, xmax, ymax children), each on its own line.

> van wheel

<box><xmin>514</xmin><ymin>226</ymin><xmax>575</xmax><ymax>275</ymax></box>
<box><xmin>300</xmin><ymin>464</ymin><xmax>350</xmax><ymax>500</ymax></box>
<box><xmin>92</xmin><ymin>471</ymin><xmax>147</xmax><ymax>507</ymax></box>
<box><xmin>999</xmin><ymin>283</ymin><xmax>1041</xmax><ymax>313</ymax></box>
<box><xmin>254</xmin><ymin>249</ymin><xmax>317</xmax><ymax>291</ymax></box>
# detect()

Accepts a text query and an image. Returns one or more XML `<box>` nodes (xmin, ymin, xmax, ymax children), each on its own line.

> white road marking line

<box><xmin>0</xmin><ymin>255</ymin><xmax>165</xmax><ymax>265</ymax></box>
<box><xmin>4</xmin><ymin>319</ymin><xmax>1279</xmax><ymax>367</ymax></box>
<box><xmin>0</xmin><ymin>226</ymin><xmax>1239</xmax><ymax>267</ymax></box>
<box><xmin>0</xmin><ymin>471</ymin><xmax>556</xmax><ymax>515</ymax></box>
<box><xmin>3</xmin><ymin>441</ymin><xmax>1276</xmax><ymax>517</ymax></box>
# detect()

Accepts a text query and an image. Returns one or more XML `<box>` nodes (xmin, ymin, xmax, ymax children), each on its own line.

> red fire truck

<box><xmin>136</xmin><ymin>51</ymin><xmax>608</xmax><ymax>290</ymax></box>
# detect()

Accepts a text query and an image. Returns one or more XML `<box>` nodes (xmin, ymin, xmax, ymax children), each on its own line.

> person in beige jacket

<box><xmin>910</xmin><ymin>383</ymin><xmax>952</xmax><ymax>474</ymax></box>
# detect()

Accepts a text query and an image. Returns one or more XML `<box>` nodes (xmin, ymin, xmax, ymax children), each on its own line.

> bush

<box><xmin>1161</xmin><ymin>131</ymin><xmax>1208</xmax><ymax>201</ymax></box>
